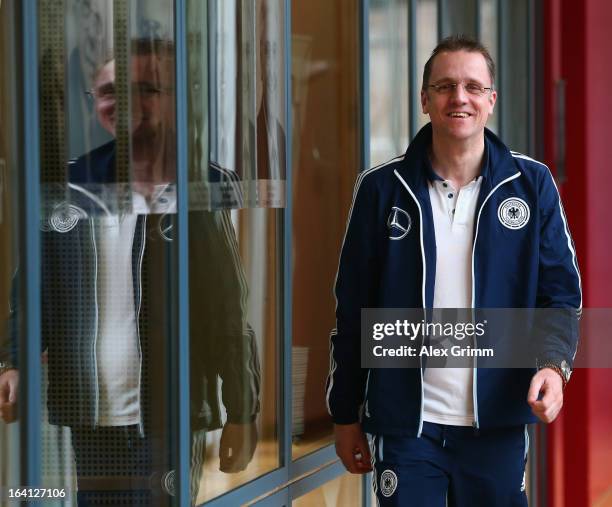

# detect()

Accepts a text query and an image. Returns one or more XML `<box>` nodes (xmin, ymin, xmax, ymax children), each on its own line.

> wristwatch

<box><xmin>537</xmin><ymin>359</ymin><xmax>572</xmax><ymax>388</ymax></box>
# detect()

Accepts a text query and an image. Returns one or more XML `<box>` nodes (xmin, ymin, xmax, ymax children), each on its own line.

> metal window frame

<box><xmin>174</xmin><ymin>0</ymin><xmax>191</xmax><ymax>504</ymax></box>
<box><xmin>408</xmin><ymin>0</ymin><xmax>418</xmax><ymax>140</ymax></box>
<box><xmin>16</xmin><ymin>0</ymin><xmax>374</xmax><ymax>504</ymax></box>
<box><xmin>360</xmin><ymin>0</ymin><xmax>370</xmax><ymax>172</ymax></box>
<box><xmin>497</xmin><ymin>0</ymin><xmax>506</xmax><ymax>141</ymax></box>
<box><xmin>20</xmin><ymin>0</ymin><xmax>42</xmax><ymax>488</ymax></box>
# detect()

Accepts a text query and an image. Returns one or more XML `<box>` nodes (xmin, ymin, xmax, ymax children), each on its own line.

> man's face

<box><xmin>421</xmin><ymin>50</ymin><xmax>497</xmax><ymax>143</ymax></box>
<box><xmin>93</xmin><ymin>60</ymin><xmax>116</xmax><ymax>135</ymax></box>
<box><xmin>92</xmin><ymin>54</ymin><xmax>175</xmax><ymax>140</ymax></box>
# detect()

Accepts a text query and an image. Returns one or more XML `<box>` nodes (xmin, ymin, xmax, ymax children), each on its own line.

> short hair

<box><xmin>92</xmin><ymin>38</ymin><xmax>175</xmax><ymax>83</ymax></box>
<box><xmin>422</xmin><ymin>35</ymin><xmax>495</xmax><ymax>90</ymax></box>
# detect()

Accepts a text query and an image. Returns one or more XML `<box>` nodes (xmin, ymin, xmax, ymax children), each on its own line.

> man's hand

<box><xmin>527</xmin><ymin>368</ymin><xmax>564</xmax><ymax>423</ymax></box>
<box><xmin>0</xmin><ymin>369</ymin><xmax>18</xmax><ymax>424</ymax></box>
<box><xmin>219</xmin><ymin>421</ymin><xmax>258</xmax><ymax>473</ymax></box>
<box><xmin>334</xmin><ymin>423</ymin><xmax>372</xmax><ymax>474</ymax></box>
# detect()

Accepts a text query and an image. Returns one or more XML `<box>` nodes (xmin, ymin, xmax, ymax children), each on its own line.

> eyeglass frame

<box><xmin>426</xmin><ymin>82</ymin><xmax>494</xmax><ymax>96</ymax></box>
<box><xmin>85</xmin><ymin>81</ymin><xmax>174</xmax><ymax>101</ymax></box>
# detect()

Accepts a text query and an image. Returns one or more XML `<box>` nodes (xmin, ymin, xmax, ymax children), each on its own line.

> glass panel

<box><xmin>38</xmin><ymin>0</ymin><xmax>186</xmax><ymax>504</ymax></box>
<box><xmin>291</xmin><ymin>0</ymin><xmax>361</xmax><ymax>460</ymax></box>
<box><xmin>369</xmin><ymin>0</ymin><xmax>410</xmax><ymax>166</ymax></box>
<box><xmin>193</xmin><ymin>208</ymin><xmax>282</xmax><ymax>504</ymax></box>
<box><xmin>416</xmin><ymin>0</ymin><xmax>438</xmax><ymax>130</ymax></box>
<box><xmin>480</xmin><ymin>0</ymin><xmax>499</xmax><ymax>134</ymax></box>
<box><xmin>187</xmin><ymin>0</ymin><xmax>284</xmax><ymax>502</ymax></box>
<box><xmin>439</xmin><ymin>0</ymin><xmax>478</xmax><ymax>39</ymax></box>
<box><xmin>499</xmin><ymin>0</ymin><xmax>530</xmax><ymax>153</ymax></box>
<box><xmin>292</xmin><ymin>473</ymin><xmax>362</xmax><ymax>506</ymax></box>
<box><xmin>0</xmin><ymin>0</ymin><xmax>21</xmax><ymax>492</ymax></box>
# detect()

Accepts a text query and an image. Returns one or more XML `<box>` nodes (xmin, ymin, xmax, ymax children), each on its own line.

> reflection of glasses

<box><xmin>85</xmin><ymin>82</ymin><xmax>174</xmax><ymax>101</ymax></box>
<box><xmin>427</xmin><ymin>82</ymin><xmax>493</xmax><ymax>96</ymax></box>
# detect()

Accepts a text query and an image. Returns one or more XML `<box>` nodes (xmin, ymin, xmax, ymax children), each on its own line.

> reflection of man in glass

<box><xmin>0</xmin><ymin>39</ymin><xmax>260</xmax><ymax>505</ymax></box>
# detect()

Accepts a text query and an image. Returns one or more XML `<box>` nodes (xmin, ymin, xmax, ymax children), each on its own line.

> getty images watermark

<box><xmin>371</xmin><ymin>316</ymin><xmax>492</xmax><ymax>359</ymax></box>
<box><xmin>360</xmin><ymin>308</ymin><xmax>593</xmax><ymax>369</ymax></box>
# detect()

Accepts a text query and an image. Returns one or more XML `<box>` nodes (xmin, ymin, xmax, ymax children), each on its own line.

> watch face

<box><xmin>560</xmin><ymin>360</ymin><xmax>571</xmax><ymax>380</ymax></box>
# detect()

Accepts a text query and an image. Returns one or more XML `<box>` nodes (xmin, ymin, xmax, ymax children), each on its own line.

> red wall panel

<box><xmin>543</xmin><ymin>0</ymin><xmax>612</xmax><ymax>505</ymax></box>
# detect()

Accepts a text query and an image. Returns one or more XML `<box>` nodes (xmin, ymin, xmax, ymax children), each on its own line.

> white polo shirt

<box><xmin>422</xmin><ymin>175</ymin><xmax>482</xmax><ymax>426</ymax></box>
<box><xmin>96</xmin><ymin>184</ymin><xmax>176</xmax><ymax>426</ymax></box>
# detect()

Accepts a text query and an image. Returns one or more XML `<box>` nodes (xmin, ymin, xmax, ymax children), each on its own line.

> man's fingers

<box><xmin>531</xmin><ymin>398</ymin><xmax>562</xmax><ymax>423</ymax></box>
<box><xmin>337</xmin><ymin>446</ymin><xmax>371</xmax><ymax>474</ymax></box>
<box><xmin>8</xmin><ymin>379</ymin><xmax>17</xmax><ymax>403</ymax></box>
<box><xmin>540</xmin><ymin>384</ymin><xmax>556</xmax><ymax>407</ymax></box>
<box><xmin>527</xmin><ymin>376</ymin><xmax>544</xmax><ymax>404</ymax></box>
<box><xmin>350</xmin><ymin>446</ymin><xmax>373</xmax><ymax>473</ymax></box>
<box><xmin>355</xmin><ymin>439</ymin><xmax>373</xmax><ymax>471</ymax></box>
<box><xmin>0</xmin><ymin>371</ymin><xmax>18</xmax><ymax>405</ymax></box>
<box><xmin>337</xmin><ymin>450</ymin><xmax>358</xmax><ymax>473</ymax></box>
<box><xmin>219</xmin><ymin>447</ymin><xmax>242</xmax><ymax>473</ymax></box>
<box><xmin>334</xmin><ymin>423</ymin><xmax>373</xmax><ymax>474</ymax></box>
<box><xmin>358</xmin><ymin>438</ymin><xmax>372</xmax><ymax>463</ymax></box>
<box><xmin>0</xmin><ymin>382</ymin><xmax>8</xmax><ymax>405</ymax></box>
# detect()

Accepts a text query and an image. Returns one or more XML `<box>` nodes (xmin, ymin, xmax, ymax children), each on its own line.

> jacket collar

<box><xmin>395</xmin><ymin>123</ymin><xmax>519</xmax><ymax>197</ymax></box>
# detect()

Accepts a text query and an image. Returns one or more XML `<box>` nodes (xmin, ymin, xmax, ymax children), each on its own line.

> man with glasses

<box><xmin>0</xmin><ymin>39</ymin><xmax>260</xmax><ymax>505</ymax></box>
<box><xmin>327</xmin><ymin>35</ymin><xmax>580</xmax><ymax>506</ymax></box>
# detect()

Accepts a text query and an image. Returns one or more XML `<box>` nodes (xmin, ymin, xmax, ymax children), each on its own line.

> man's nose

<box><xmin>449</xmin><ymin>84</ymin><xmax>468</xmax><ymax>102</ymax></box>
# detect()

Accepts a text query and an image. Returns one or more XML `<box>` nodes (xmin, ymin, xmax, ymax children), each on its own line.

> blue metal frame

<box><xmin>437</xmin><ymin>0</ymin><xmax>444</xmax><ymax>42</ymax></box>
<box><xmin>174</xmin><ymin>0</ymin><xmax>191</xmax><ymax>504</ymax></box>
<box><xmin>289</xmin><ymin>461</ymin><xmax>347</xmax><ymax>499</ymax></box>
<box><xmin>360</xmin><ymin>0</ymin><xmax>370</xmax><ymax>172</ymax></box>
<box><xmin>408</xmin><ymin>0</ymin><xmax>418</xmax><ymax>140</ymax></box>
<box><xmin>282</xmin><ymin>0</ymin><xmax>293</xmax><ymax>474</ymax></box>
<box><xmin>496</xmin><ymin>0</ymin><xmax>505</xmax><ymax>141</ymax></box>
<box><xmin>290</xmin><ymin>445</ymin><xmax>337</xmax><ymax>479</ymax></box>
<box><xmin>475</xmin><ymin>0</ymin><xmax>482</xmax><ymax>41</ymax></box>
<box><xmin>360</xmin><ymin>0</ymin><xmax>372</xmax><ymax>502</ymax></box>
<box><xmin>20</xmin><ymin>0</ymin><xmax>42</xmax><ymax>488</ymax></box>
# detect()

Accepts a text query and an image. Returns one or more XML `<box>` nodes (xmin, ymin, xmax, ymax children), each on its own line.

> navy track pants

<box><xmin>369</xmin><ymin>422</ymin><xmax>529</xmax><ymax>507</ymax></box>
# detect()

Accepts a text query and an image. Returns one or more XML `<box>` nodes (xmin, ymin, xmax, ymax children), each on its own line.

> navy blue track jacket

<box><xmin>325</xmin><ymin>123</ymin><xmax>581</xmax><ymax>436</ymax></box>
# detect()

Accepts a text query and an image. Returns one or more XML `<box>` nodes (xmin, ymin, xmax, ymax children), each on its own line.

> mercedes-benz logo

<box><xmin>387</xmin><ymin>206</ymin><xmax>411</xmax><ymax>240</ymax></box>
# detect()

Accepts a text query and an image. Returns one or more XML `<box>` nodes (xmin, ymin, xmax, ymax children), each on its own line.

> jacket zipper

<box><xmin>393</xmin><ymin>170</ymin><xmax>426</xmax><ymax>437</ymax></box>
<box><xmin>471</xmin><ymin>171</ymin><xmax>521</xmax><ymax>429</ymax></box>
<box><xmin>136</xmin><ymin>215</ymin><xmax>147</xmax><ymax>436</ymax></box>
<box><xmin>363</xmin><ymin>369</ymin><xmax>371</xmax><ymax>418</ymax></box>
<box><xmin>91</xmin><ymin>219</ymin><xmax>100</xmax><ymax>427</ymax></box>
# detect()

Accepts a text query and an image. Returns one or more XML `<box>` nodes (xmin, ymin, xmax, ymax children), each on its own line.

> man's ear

<box><xmin>421</xmin><ymin>90</ymin><xmax>429</xmax><ymax>114</ymax></box>
<box><xmin>488</xmin><ymin>90</ymin><xmax>498</xmax><ymax>114</ymax></box>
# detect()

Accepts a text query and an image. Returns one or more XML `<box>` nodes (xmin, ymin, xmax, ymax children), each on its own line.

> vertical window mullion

<box><xmin>476</xmin><ymin>0</ymin><xmax>482</xmax><ymax>41</ymax></box>
<box><xmin>20</xmin><ymin>0</ymin><xmax>42</xmax><ymax>488</ymax></box>
<box><xmin>174</xmin><ymin>0</ymin><xmax>191</xmax><ymax>504</ymax></box>
<box><xmin>497</xmin><ymin>0</ymin><xmax>505</xmax><ymax>141</ymax></box>
<box><xmin>360</xmin><ymin>0</ymin><xmax>370</xmax><ymax>500</ymax></box>
<box><xmin>437</xmin><ymin>0</ymin><xmax>444</xmax><ymax>42</ymax></box>
<box><xmin>409</xmin><ymin>0</ymin><xmax>418</xmax><ymax>141</ymax></box>
<box><xmin>360</xmin><ymin>0</ymin><xmax>370</xmax><ymax>172</ymax></box>
<box><xmin>283</xmin><ymin>0</ymin><xmax>293</xmax><ymax>474</ymax></box>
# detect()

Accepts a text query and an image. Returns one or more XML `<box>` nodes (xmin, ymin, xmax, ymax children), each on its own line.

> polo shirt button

<box><xmin>448</xmin><ymin>193</ymin><xmax>453</xmax><ymax>198</ymax></box>
<box><xmin>443</xmin><ymin>182</ymin><xmax>448</xmax><ymax>188</ymax></box>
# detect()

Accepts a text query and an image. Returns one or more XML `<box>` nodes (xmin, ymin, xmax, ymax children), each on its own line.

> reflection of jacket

<box><xmin>326</xmin><ymin>124</ymin><xmax>581</xmax><ymax>436</ymax></box>
<box><xmin>3</xmin><ymin>140</ymin><xmax>260</xmax><ymax>431</ymax></box>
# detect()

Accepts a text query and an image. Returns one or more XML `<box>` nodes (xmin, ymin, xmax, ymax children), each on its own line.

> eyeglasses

<box><xmin>427</xmin><ymin>82</ymin><xmax>493</xmax><ymax>96</ymax></box>
<box><xmin>85</xmin><ymin>82</ymin><xmax>173</xmax><ymax>101</ymax></box>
